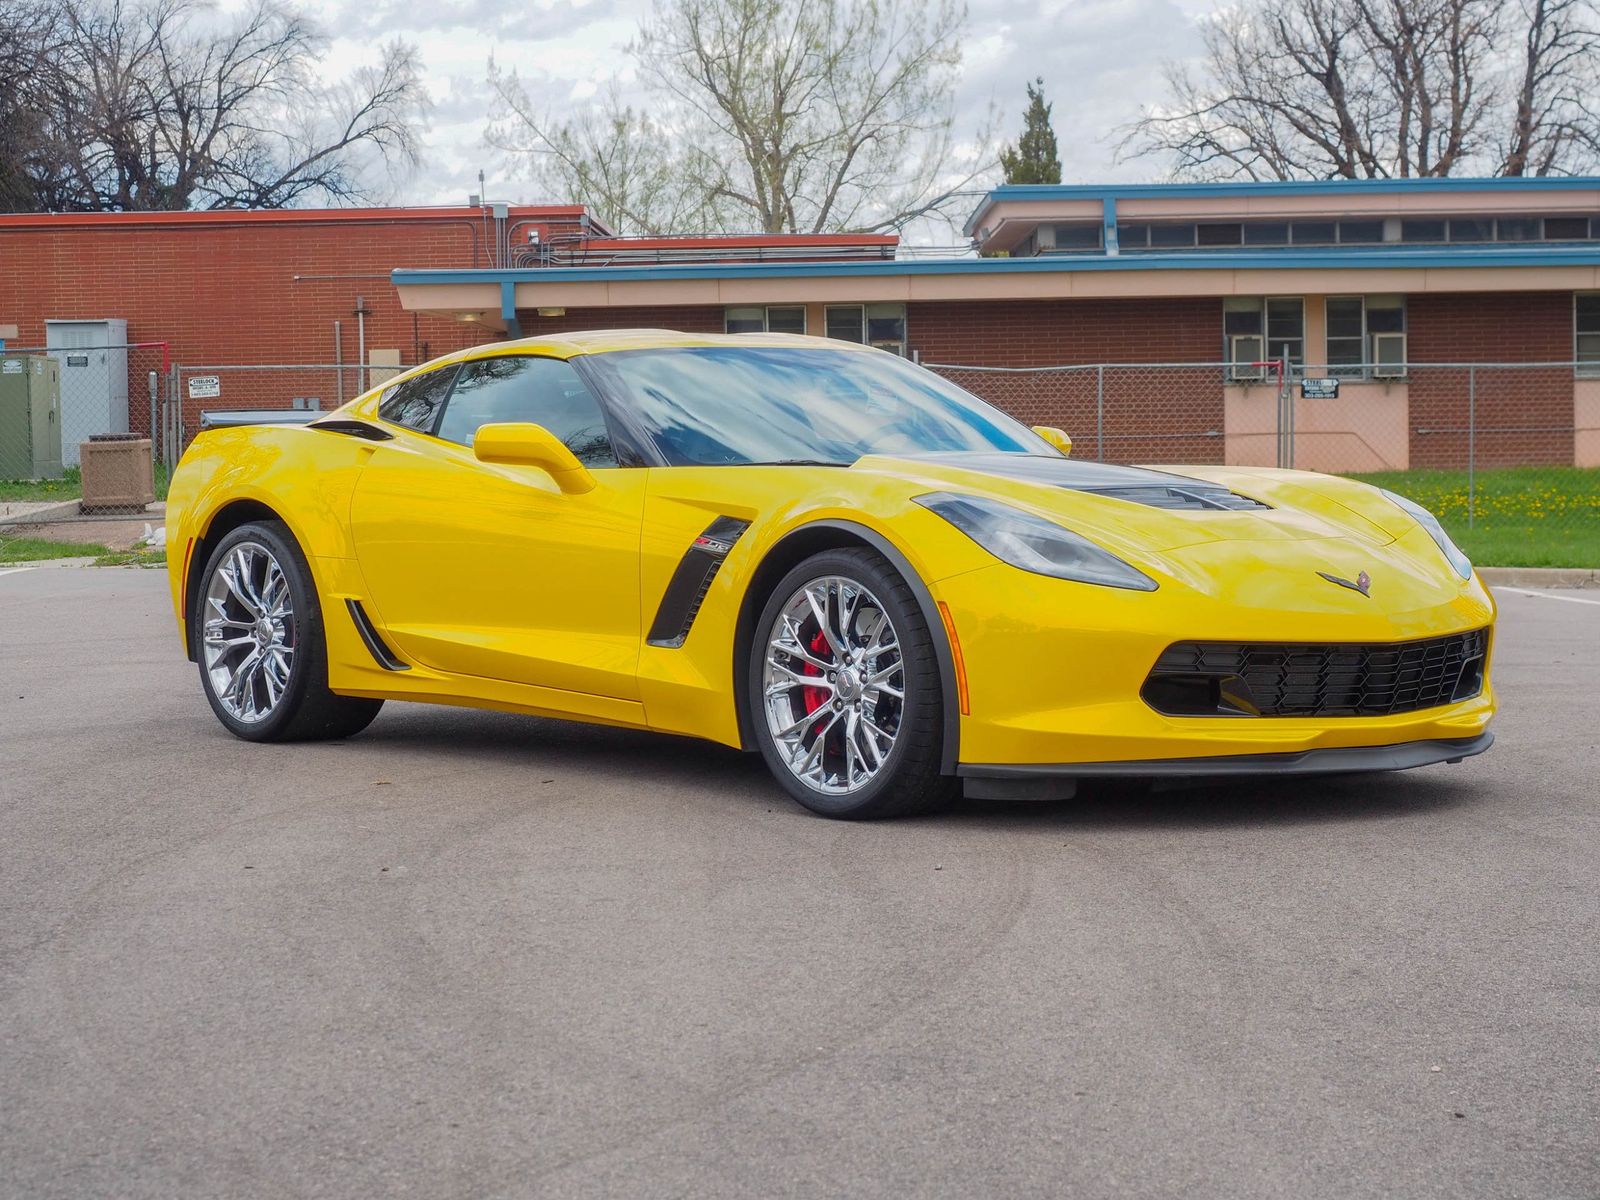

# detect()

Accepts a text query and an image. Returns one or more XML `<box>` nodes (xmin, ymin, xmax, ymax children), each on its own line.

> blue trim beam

<box><xmin>500</xmin><ymin>279</ymin><xmax>523</xmax><ymax>337</ymax></box>
<box><xmin>394</xmin><ymin>242</ymin><xmax>1600</xmax><ymax>291</ymax></box>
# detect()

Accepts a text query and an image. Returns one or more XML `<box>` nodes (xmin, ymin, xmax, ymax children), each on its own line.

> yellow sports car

<box><xmin>166</xmin><ymin>331</ymin><xmax>1495</xmax><ymax>818</ymax></box>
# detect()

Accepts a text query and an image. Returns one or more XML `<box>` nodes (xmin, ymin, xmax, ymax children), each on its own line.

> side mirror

<box><xmin>473</xmin><ymin>422</ymin><xmax>595</xmax><ymax>494</ymax></box>
<box><xmin>1032</xmin><ymin>425</ymin><xmax>1073</xmax><ymax>456</ymax></box>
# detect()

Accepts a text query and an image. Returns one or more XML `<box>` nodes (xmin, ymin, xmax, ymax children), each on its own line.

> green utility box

<box><xmin>0</xmin><ymin>355</ymin><xmax>64</xmax><ymax>480</ymax></box>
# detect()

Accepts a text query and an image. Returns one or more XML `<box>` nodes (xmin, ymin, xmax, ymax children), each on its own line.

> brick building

<box><xmin>4</xmin><ymin>177</ymin><xmax>1600</xmax><ymax>469</ymax></box>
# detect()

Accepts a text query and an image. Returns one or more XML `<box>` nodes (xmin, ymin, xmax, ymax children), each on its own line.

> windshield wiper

<box><xmin>734</xmin><ymin>458</ymin><xmax>853</xmax><ymax>467</ymax></box>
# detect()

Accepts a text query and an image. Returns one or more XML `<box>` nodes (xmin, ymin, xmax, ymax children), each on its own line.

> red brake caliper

<box><xmin>801</xmin><ymin>629</ymin><xmax>832</xmax><ymax>716</ymax></box>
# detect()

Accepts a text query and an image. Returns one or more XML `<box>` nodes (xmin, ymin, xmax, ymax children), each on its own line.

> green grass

<box><xmin>0</xmin><ymin>462</ymin><xmax>171</xmax><ymax>503</ymax></box>
<box><xmin>0</xmin><ymin>533</ymin><xmax>113</xmax><ymax>562</ymax></box>
<box><xmin>1346</xmin><ymin>466</ymin><xmax>1600</xmax><ymax>569</ymax></box>
<box><xmin>0</xmin><ymin>466</ymin><xmax>83</xmax><ymax>503</ymax></box>
<box><xmin>92</xmin><ymin>547</ymin><xmax>167</xmax><ymax>567</ymax></box>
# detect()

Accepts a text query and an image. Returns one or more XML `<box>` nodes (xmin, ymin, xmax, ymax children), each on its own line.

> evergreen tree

<box><xmin>1000</xmin><ymin>78</ymin><xmax>1061</xmax><ymax>185</ymax></box>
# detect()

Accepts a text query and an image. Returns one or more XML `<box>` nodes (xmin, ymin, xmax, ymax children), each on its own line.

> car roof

<box><xmin>452</xmin><ymin>329</ymin><xmax>881</xmax><ymax>364</ymax></box>
<box><xmin>348</xmin><ymin>329</ymin><xmax>885</xmax><ymax>410</ymax></box>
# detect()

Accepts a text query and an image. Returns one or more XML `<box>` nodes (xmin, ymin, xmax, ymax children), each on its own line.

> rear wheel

<box><xmin>195</xmin><ymin>521</ymin><xmax>383</xmax><ymax>742</ymax></box>
<box><xmin>749</xmin><ymin>547</ymin><xmax>957</xmax><ymax>819</ymax></box>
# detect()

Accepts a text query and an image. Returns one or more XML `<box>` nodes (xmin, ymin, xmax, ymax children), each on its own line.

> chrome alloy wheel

<box><xmin>762</xmin><ymin>575</ymin><xmax>906</xmax><ymax>795</ymax></box>
<box><xmin>201</xmin><ymin>541</ymin><xmax>297</xmax><ymax>723</ymax></box>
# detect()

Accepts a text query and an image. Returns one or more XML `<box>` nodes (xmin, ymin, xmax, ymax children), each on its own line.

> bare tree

<box><xmin>489</xmin><ymin>0</ymin><xmax>992</xmax><ymax>235</ymax></box>
<box><xmin>1500</xmin><ymin>0</ymin><xmax>1600</xmax><ymax>175</ymax></box>
<box><xmin>485</xmin><ymin>75</ymin><xmax>726</xmax><ymax>235</ymax></box>
<box><xmin>1122</xmin><ymin>0</ymin><xmax>1600</xmax><ymax>180</ymax></box>
<box><xmin>0</xmin><ymin>2</ymin><xmax>62</xmax><ymax>211</ymax></box>
<box><xmin>19</xmin><ymin>0</ymin><xmax>427</xmax><ymax>212</ymax></box>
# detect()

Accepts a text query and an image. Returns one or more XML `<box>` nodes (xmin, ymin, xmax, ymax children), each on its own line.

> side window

<box><xmin>437</xmin><ymin>356</ymin><xmax>619</xmax><ymax>467</ymax></box>
<box><xmin>378</xmin><ymin>365</ymin><xmax>458</xmax><ymax>432</ymax></box>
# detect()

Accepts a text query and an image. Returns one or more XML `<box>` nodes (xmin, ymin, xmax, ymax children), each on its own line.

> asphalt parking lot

<box><xmin>1</xmin><ymin>566</ymin><xmax>1596</xmax><ymax>1199</ymax></box>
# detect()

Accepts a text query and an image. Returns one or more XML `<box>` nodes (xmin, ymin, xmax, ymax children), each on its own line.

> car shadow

<box><xmin>348</xmin><ymin>703</ymin><xmax>1488</xmax><ymax>832</ymax></box>
<box><xmin>934</xmin><ymin>770</ymin><xmax>1484</xmax><ymax>832</ymax></box>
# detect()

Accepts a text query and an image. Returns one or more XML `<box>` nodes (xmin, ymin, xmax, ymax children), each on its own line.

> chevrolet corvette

<box><xmin>166</xmin><ymin>331</ymin><xmax>1495</xmax><ymax>818</ymax></box>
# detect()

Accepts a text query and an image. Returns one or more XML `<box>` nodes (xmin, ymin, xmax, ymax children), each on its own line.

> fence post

<box><xmin>1467</xmin><ymin>365</ymin><xmax>1477</xmax><ymax>529</ymax></box>
<box><xmin>147</xmin><ymin>370</ymin><xmax>158</xmax><ymax>456</ymax></box>
<box><xmin>165</xmin><ymin>367</ymin><xmax>179</xmax><ymax>469</ymax></box>
<box><xmin>1095</xmin><ymin>364</ymin><xmax>1105</xmax><ymax>462</ymax></box>
<box><xmin>1274</xmin><ymin>360</ymin><xmax>1288</xmax><ymax>469</ymax></box>
<box><xmin>1283</xmin><ymin>358</ymin><xmax>1294</xmax><ymax>469</ymax></box>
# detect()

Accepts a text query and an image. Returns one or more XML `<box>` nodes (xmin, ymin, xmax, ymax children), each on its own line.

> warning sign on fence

<box><xmin>187</xmin><ymin>375</ymin><xmax>221</xmax><ymax>399</ymax></box>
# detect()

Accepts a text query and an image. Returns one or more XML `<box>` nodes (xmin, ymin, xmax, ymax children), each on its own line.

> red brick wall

<box><xmin>0</xmin><ymin>211</ymin><xmax>583</xmax><ymax>369</ymax></box>
<box><xmin>511</xmin><ymin>306</ymin><xmax>724</xmax><ymax>336</ymax></box>
<box><xmin>909</xmin><ymin>298</ymin><xmax>1226</xmax><ymax>463</ymax></box>
<box><xmin>1406</xmin><ymin>292</ymin><xmax>1575</xmax><ymax>467</ymax></box>
<box><xmin>907</xmin><ymin>297</ymin><xmax>1221</xmax><ymax>367</ymax></box>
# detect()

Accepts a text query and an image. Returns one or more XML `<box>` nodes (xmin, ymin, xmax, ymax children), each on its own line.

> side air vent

<box><xmin>311</xmin><ymin>419</ymin><xmax>394</xmax><ymax>441</ymax></box>
<box><xmin>346</xmin><ymin>599</ymin><xmax>409</xmax><ymax>671</ymax></box>
<box><xmin>647</xmin><ymin>516</ymin><xmax>752</xmax><ymax>648</ymax></box>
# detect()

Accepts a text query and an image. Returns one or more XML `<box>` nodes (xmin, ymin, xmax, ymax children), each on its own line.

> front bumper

<box><xmin>961</xmin><ymin>732</ymin><xmax>1493</xmax><ymax>794</ymax></box>
<box><xmin>933</xmin><ymin>560</ymin><xmax>1498</xmax><ymax>769</ymax></box>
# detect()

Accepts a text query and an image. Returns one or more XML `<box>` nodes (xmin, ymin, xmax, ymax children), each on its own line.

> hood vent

<box><xmin>905</xmin><ymin>453</ymin><xmax>1271</xmax><ymax>512</ymax></box>
<box><xmin>1081</xmin><ymin>484</ymin><xmax>1269</xmax><ymax>512</ymax></box>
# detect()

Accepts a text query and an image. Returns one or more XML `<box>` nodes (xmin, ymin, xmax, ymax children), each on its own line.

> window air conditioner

<box><xmin>1229</xmin><ymin>335</ymin><xmax>1266</xmax><ymax>381</ymax></box>
<box><xmin>1372</xmin><ymin>332</ymin><xmax>1407</xmax><ymax>378</ymax></box>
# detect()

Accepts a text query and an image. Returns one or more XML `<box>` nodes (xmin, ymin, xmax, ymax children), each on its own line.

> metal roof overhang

<box><xmin>961</xmin><ymin>176</ymin><xmax>1600</xmax><ymax>238</ymax></box>
<box><xmin>392</xmin><ymin>245</ymin><xmax>1600</xmax><ymax>330</ymax></box>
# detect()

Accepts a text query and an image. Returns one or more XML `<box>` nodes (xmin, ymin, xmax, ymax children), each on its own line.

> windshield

<box><xmin>582</xmin><ymin>346</ymin><xmax>1051</xmax><ymax>467</ymax></box>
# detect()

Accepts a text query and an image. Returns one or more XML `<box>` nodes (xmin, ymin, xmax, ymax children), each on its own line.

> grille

<box><xmin>1143</xmin><ymin>628</ymin><xmax>1489</xmax><ymax>718</ymax></box>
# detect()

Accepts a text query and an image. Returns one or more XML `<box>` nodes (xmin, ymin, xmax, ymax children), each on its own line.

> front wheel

<box><xmin>195</xmin><ymin>520</ymin><xmax>383</xmax><ymax>742</ymax></box>
<box><xmin>748</xmin><ymin>547</ymin><xmax>957</xmax><ymax>819</ymax></box>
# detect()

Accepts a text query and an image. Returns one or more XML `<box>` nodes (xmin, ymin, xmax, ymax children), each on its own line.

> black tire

<box><xmin>194</xmin><ymin>520</ymin><xmax>383</xmax><ymax>743</ymax></box>
<box><xmin>747</xmin><ymin>547</ymin><xmax>958</xmax><ymax>819</ymax></box>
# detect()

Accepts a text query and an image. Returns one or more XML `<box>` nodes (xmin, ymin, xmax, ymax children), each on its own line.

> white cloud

<box><xmin>306</xmin><ymin>0</ymin><xmax>1214</xmax><ymax>231</ymax></box>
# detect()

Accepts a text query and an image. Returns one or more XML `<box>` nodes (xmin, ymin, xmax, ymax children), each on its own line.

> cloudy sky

<box><xmin>314</xmin><ymin>0</ymin><xmax>1217</xmax><ymax>235</ymax></box>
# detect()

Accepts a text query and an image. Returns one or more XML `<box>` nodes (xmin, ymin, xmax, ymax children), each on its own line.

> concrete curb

<box><xmin>0</xmin><ymin>500</ymin><xmax>81</xmax><ymax>527</ymax></box>
<box><xmin>1479</xmin><ymin>566</ymin><xmax>1600</xmax><ymax>588</ymax></box>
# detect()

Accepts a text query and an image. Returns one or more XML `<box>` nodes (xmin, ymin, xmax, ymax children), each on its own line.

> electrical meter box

<box><xmin>45</xmin><ymin>318</ymin><xmax>128</xmax><ymax>466</ymax></box>
<box><xmin>0</xmin><ymin>355</ymin><xmax>64</xmax><ymax>480</ymax></box>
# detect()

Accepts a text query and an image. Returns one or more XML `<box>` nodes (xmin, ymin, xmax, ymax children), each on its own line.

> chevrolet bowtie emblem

<box><xmin>1318</xmin><ymin>569</ymin><xmax>1372</xmax><ymax>597</ymax></box>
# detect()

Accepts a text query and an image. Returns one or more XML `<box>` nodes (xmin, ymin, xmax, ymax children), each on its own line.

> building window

<box><xmin>1290</xmin><ymin>222</ymin><xmax>1336</xmax><ymax>245</ymax></box>
<box><xmin>821</xmin><ymin>304</ymin><xmax>906</xmax><ymax>352</ymax></box>
<box><xmin>1326</xmin><ymin>296</ymin><xmax>1406</xmax><ymax>378</ymax></box>
<box><xmin>725</xmin><ymin>305</ymin><xmax>807</xmax><ymax>335</ymax></box>
<box><xmin>1043</xmin><ymin>223</ymin><xmax>1102</xmax><ymax>252</ymax></box>
<box><xmin>865</xmin><ymin>303</ymin><xmax>907</xmax><ymax>352</ymax></box>
<box><xmin>825</xmin><ymin>305</ymin><xmax>864</xmax><ymax>342</ymax></box>
<box><xmin>1150</xmin><ymin>223</ymin><xmax>1197</xmax><ymax>248</ymax></box>
<box><xmin>1197</xmin><ymin>222</ymin><xmax>1243</xmax><ymax>246</ymax></box>
<box><xmin>1577</xmin><ymin>294</ymin><xmax>1600</xmax><ymax>375</ymax></box>
<box><xmin>1224</xmin><ymin>297</ymin><xmax>1304</xmax><ymax>377</ymax></box>
<box><xmin>1448</xmin><ymin>218</ymin><xmax>1494</xmax><ymax>243</ymax></box>
<box><xmin>1545</xmin><ymin>216</ymin><xmax>1590</xmax><ymax>240</ymax></box>
<box><xmin>1243</xmin><ymin>222</ymin><xmax>1289</xmax><ymax>245</ymax></box>
<box><xmin>1498</xmin><ymin>216</ymin><xmax>1542</xmax><ymax>242</ymax></box>
<box><xmin>1337</xmin><ymin>220</ymin><xmax>1384</xmax><ymax>244</ymax></box>
<box><xmin>1401</xmin><ymin>219</ymin><xmax>1446</xmax><ymax>242</ymax></box>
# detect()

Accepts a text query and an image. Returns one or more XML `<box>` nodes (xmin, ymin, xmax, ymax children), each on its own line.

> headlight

<box><xmin>915</xmin><ymin>492</ymin><xmax>1157</xmax><ymax>591</ymax></box>
<box><xmin>1381</xmin><ymin>488</ymin><xmax>1472</xmax><ymax>580</ymax></box>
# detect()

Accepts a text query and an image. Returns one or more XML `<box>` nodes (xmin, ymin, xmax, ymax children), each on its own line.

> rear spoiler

<box><xmin>198</xmin><ymin>409</ymin><xmax>322</xmax><ymax>431</ymax></box>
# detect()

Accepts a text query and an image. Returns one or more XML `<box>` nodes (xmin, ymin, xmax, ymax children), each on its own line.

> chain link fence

<box><xmin>3</xmin><ymin>350</ymin><xmax>1594</xmax><ymax>567</ymax></box>
<box><xmin>166</xmin><ymin>363</ymin><xmax>390</xmax><ymax>466</ymax></box>
<box><xmin>927</xmin><ymin>359</ymin><xmax>1598</xmax><ymax>568</ymax></box>
<box><xmin>1</xmin><ymin>342</ymin><xmax>171</xmax><ymax>523</ymax></box>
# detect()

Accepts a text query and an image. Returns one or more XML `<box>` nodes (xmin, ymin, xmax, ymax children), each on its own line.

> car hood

<box><xmin>852</xmin><ymin>452</ymin><xmax>1403</xmax><ymax>553</ymax></box>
